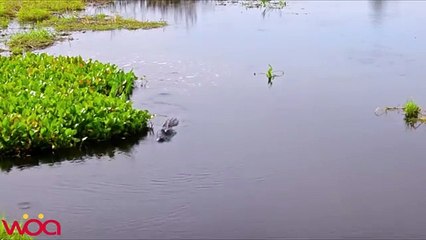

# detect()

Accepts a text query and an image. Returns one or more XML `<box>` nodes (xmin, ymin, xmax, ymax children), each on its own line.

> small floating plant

<box><xmin>403</xmin><ymin>100</ymin><xmax>421</xmax><ymax>119</ymax></box>
<box><xmin>266</xmin><ymin>64</ymin><xmax>274</xmax><ymax>85</ymax></box>
<box><xmin>254</xmin><ymin>64</ymin><xmax>284</xmax><ymax>86</ymax></box>
<box><xmin>376</xmin><ymin>100</ymin><xmax>426</xmax><ymax>128</ymax></box>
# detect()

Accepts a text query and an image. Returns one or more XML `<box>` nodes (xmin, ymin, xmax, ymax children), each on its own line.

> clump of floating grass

<box><xmin>7</xmin><ymin>29</ymin><xmax>56</xmax><ymax>53</ymax></box>
<box><xmin>40</xmin><ymin>14</ymin><xmax>167</xmax><ymax>32</ymax></box>
<box><xmin>375</xmin><ymin>100</ymin><xmax>426</xmax><ymax>129</ymax></box>
<box><xmin>404</xmin><ymin>100</ymin><xmax>421</xmax><ymax>120</ymax></box>
<box><xmin>375</xmin><ymin>100</ymin><xmax>422</xmax><ymax>119</ymax></box>
<box><xmin>0</xmin><ymin>53</ymin><xmax>151</xmax><ymax>156</ymax></box>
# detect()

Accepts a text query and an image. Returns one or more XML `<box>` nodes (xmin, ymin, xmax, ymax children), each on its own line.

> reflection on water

<box><xmin>370</xmin><ymin>0</ymin><xmax>385</xmax><ymax>25</ymax></box>
<box><xmin>93</xmin><ymin>0</ymin><xmax>201</xmax><ymax>26</ymax></box>
<box><xmin>0</xmin><ymin>134</ymin><xmax>147</xmax><ymax>173</ymax></box>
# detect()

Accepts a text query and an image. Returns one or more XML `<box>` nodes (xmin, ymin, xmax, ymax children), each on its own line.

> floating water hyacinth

<box><xmin>0</xmin><ymin>53</ymin><xmax>151</xmax><ymax>156</ymax></box>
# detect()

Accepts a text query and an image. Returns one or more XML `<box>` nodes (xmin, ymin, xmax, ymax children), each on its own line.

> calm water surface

<box><xmin>2</xmin><ymin>1</ymin><xmax>426</xmax><ymax>239</ymax></box>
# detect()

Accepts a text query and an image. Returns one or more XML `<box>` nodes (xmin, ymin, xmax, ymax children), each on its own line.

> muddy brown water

<box><xmin>2</xmin><ymin>1</ymin><xmax>426</xmax><ymax>239</ymax></box>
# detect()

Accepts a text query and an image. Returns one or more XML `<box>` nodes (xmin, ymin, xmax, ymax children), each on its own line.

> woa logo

<box><xmin>1</xmin><ymin>213</ymin><xmax>61</xmax><ymax>237</ymax></box>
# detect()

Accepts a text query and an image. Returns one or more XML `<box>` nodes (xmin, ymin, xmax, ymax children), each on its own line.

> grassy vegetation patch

<box><xmin>30</xmin><ymin>0</ymin><xmax>85</xmax><ymax>12</ymax></box>
<box><xmin>0</xmin><ymin>0</ymin><xmax>21</xmax><ymax>19</ymax></box>
<box><xmin>17</xmin><ymin>7</ymin><xmax>50</xmax><ymax>22</ymax></box>
<box><xmin>7</xmin><ymin>29</ymin><xmax>56</xmax><ymax>53</ymax></box>
<box><xmin>0</xmin><ymin>53</ymin><xmax>151</xmax><ymax>156</ymax></box>
<box><xmin>0</xmin><ymin>0</ymin><xmax>85</xmax><ymax>21</ymax></box>
<box><xmin>0</xmin><ymin>16</ymin><xmax>8</xmax><ymax>28</ymax></box>
<box><xmin>1</xmin><ymin>1</ymin><xmax>167</xmax><ymax>52</ymax></box>
<box><xmin>41</xmin><ymin>14</ymin><xmax>167</xmax><ymax>32</ymax></box>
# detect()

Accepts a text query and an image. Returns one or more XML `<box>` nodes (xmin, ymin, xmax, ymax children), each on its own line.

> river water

<box><xmin>1</xmin><ymin>0</ymin><xmax>426</xmax><ymax>239</ymax></box>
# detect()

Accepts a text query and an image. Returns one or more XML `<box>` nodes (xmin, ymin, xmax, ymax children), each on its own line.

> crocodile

<box><xmin>156</xmin><ymin>118</ymin><xmax>179</xmax><ymax>142</ymax></box>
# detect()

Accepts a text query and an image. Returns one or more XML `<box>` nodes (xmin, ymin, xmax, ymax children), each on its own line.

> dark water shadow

<box><xmin>0</xmin><ymin>133</ymin><xmax>149</xmax><ymax>173</ymax></box>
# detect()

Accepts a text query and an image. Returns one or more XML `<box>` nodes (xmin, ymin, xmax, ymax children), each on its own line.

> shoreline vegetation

<box><xmin>0</xmin><ymin>0</ymin><xmax>166</xmax><ymax>53</ymax></box>
<box><xmin>40</xmin><ymin>14</ymin><xmax>167</xmax><ymax>32</ymax></box>
<box><xmin>6</xmin><ymin>29</ymin><xmax>56</xmax><ymax>53</ymax></box>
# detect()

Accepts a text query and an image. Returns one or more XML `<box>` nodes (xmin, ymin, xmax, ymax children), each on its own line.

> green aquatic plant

<box><xmin>376</xmin><ymin>100</ymin><xmax>426</xmax><ymax>129</ymax></box>
<box><xmin>266</xmin><ymin>64</ymin><xmax>273</xmax><ymax>78</ymax></box>
<box><xmin>254</xmin><ymin>64</ymin><xmax>284</xmax><ymax>86</ymax></box>
<box><xmin>266</xmin><ymin>64</ymin><xmax>274</xmax><ymax>85</ymax></box>
<box><xmin>403</xmin><ymin>100</ymin><xmax>422</xmax><ymax>128</ymax></box>
<box><xmin>40</xmin><ymin>14</ymin><xmax>167</xmax><ymax>32</ymax></box>
<box><xmin>7</xmin><ymin>29</ymin><xmax>56</xmax><ymax>53</ymax></box>
<box><xmin>404</xmin><ymin>100</ymin><xmax>421</xmax><ymax>120</ymax></box>
<box><xmin>0</xmin><ymin>53</ymin><xmax>151</xmax><ymax>156</ymax></box>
